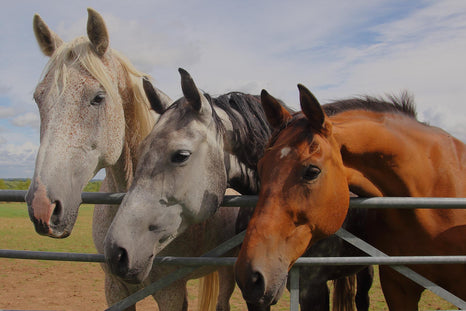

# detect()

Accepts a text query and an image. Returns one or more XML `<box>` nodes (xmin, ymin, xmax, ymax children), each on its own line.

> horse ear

<box><xmin>87</xmin><ymin>8</ymin><xmax>109</xmax><ymax>56</ymax></box>
<box><xmin>179</xmin><ymin>68</ymin><xmax>202</xmax><ymax>112</ymax></box>
<box><xmin>260</xmin><ymin>89</ymin><xmax>292</xmax><ymax>129</ymax></box>
<box><xmin>33</xmin><ymin>14</ymin><xmax>63</xmax><ymax>57</ymax></box>
<box><xmin>143</xmin><ymin>78</ymin><xmax>165</xmax><ymax>114</ymax></box>
<box><xmin>297</xmin><ymin>84</ymin><xmax>327</xmax><ymax>133</ymax></box>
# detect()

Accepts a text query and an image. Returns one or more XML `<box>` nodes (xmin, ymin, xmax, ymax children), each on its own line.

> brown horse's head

<box><xmin>235</xmin><ymin>85</ymin><xmax>350</xmax><ymax>306</ymax></box>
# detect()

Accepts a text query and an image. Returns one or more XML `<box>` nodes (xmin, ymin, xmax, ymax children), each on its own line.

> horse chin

<box><xmin>262</xmin><ymin>274</ymin><xmax>287</xmax><ymax>306</ymax></box>
<box><xmin>120</xmin><ymin>266</ymin><xmax>152</xmax><ymax>284</ymax></box>
<box><xmin>241</xmin><ymin>271</ymin><xmax>287</xmax><ymax>307</ymax></box>
<box><xmin>31</xmin><ymin>217</ymin><xmax>71</xmax><ymax>238</ymax></box>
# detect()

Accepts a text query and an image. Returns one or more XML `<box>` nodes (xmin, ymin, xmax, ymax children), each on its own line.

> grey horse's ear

<box><xmin>87</xmin><ymin>8</ymin><xmax>109</xmax><ymax>56</ymax></box>
<box><xmin>33</xmin><ymin>13</ymin><xmax>64</xmax><ymax>57</ymax></box>
<box><xmin>143</xmin><ymin>78</ymin><xmax>165</xmax><ymax>114</ymax></box>
<box><xmin>179</xmin><ymin>68</ymin><xmax>202</xmax><ymax>112</ymax></box>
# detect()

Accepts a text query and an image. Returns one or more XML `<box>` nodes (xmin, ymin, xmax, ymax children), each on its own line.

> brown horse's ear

<box><xmin>33</xmin><ymin>14</ymin><xmax>64</xmax><ymax>57</ymax></box>
<box><xmin>143</xmin><ymin>78</ymin><xmax>165</xmax><ymax>114</ymax></box>
<box><xmin>87</xmin><ymin>8</ymin><xmax>109</xmax><ymax>56</ymax></box>
<box><xmin>297</xmin><ymin>84</ymin><xmax>328</xmax><ymax>133</ymax></box>
<box><xmin>179</xmin><ymin>68</ymin><xmax>202</xmax><ymax>112</ymax></box>
<box><xmin>260</xmin><ymin>89</ymin><xmax>292</xmax><ymax>129</ymax></box>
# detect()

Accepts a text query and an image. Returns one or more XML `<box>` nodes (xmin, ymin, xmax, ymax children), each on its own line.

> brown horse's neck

<box><xmin>331</xmin><ymin>110</ymin><xmax>466</xmax><ymax>198</ymax></box>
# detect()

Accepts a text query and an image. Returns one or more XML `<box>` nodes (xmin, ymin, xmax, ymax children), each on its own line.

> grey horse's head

<box><xmin>104</xmin><ymin>69</ymin><xmax>228</xmax><ymax>283</ymax></box>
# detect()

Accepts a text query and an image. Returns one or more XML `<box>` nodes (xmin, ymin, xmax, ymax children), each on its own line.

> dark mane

<box><xmin>269</xmin><ymin>91</ymin><xmax>418</xmax><ymax>148</ymax></box>
<box><xmin>209</xmin><ymin>92</ymin><xmax>273</xmax><ymax>170</ymax></box>
<box><xmin>323</xmin><ymin>91</ymin><xmax>417</xmax><ymax>118</ymax></box>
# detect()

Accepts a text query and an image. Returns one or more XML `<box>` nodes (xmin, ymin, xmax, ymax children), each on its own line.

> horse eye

<box><xmin>303</xmin><ymin>165</ymin><xmax>321</xmax><ymax>181</ymax></box>
<box><xmin>171</xmin><ymin>150</ymin><xmax>191</xmax><ymax>164</ymax></box>
<box><xmin>90</xmin><ymin>93</ymin><xmax>106</xmax><ymax>106</ymax></box>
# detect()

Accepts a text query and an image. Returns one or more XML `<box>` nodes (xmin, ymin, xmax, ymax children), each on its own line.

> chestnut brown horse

<box><xmin>235</xmin><ymin>84</ymin><xmax>466</xmax><ymax>310</ymax></box>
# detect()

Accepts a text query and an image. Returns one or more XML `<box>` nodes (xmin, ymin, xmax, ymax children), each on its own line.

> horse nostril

<box><xmin>50</xmin><ymin>200</ymin><xmax>63</xmax><ymax>226</ymax></box>
<box><xmin>111</xmin><ymin>247</ymin><xmax>129</xmax><ymax>277</ymax></box>
<box><xmin>251</xmin><ymin>270</ymin><xmax>265</xmax><ymax>289</ymax></box>
<box><xmin>242</xmin><ymin>270</ymin><xmax>266</xmax><ymax>303</ymax></box>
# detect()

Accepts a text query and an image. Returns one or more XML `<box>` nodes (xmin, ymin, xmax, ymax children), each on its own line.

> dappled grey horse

<box><xmin>24</xmin><ymin>9</ymin><xmax>235</xmax><ymax>311</ymax></box>
<box><xmin>104</xmin><ymin>68</ymin><xmax>373</xmax><ymax>310</ymax></box>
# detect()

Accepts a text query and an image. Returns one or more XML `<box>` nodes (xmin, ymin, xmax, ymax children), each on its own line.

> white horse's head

<box><xmin>26</xmin><ymin>9</ymin><xmax>168</xmax><ymax>238</ymax></box>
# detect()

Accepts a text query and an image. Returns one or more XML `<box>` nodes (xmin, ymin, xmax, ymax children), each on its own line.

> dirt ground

<box><xmin>0</xmin><ymin>258</ymin><xmax>287</xmax><ymax>311</ymax></box>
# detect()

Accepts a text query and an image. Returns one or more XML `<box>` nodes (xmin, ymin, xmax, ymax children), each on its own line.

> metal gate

<box><xmin>1</xmin><ymin>190</ymin><xmax>465</xmax><ymax>310</ymax></box>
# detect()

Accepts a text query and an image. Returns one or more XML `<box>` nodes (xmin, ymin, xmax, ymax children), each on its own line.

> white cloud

<box><xmin>0</xmin><ymin>141</ymin><xmax>38</xmax><ymax>178</ymax></box>
<box><xmin>12</xmin><ymin>112</ymin><xmax>40</xmax><ymax>129</ymax></box>
<box><xmin>0</xmin><ymin>107</ymin><xmax>15</xmax><ymax>118</ymax></box>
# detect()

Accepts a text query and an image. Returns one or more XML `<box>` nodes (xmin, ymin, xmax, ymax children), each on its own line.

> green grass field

<box><xmin>0</xmin><ymin>202</ymin><xmax>458</xmax><ymax>310</ymax></box>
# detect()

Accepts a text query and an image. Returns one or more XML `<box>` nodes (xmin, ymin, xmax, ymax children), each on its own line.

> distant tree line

<box><xmin>0</xmin><ymin>179</ymin><xmax>102</xmax><ymax>192</ymax></box>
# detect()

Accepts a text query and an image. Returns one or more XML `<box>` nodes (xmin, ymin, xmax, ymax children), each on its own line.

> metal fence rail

<box><xmin>2</xmin><ymin>249</ymin><xmax>466</xmax><ymax>266</ymax></box>
<box><xmin>2</xmin><ymin>189</ymin><xmax>466</xmax><ymax>208</ymax></box>
<box><xmin>1</xmin><ymin>190</ymin><xmax>465</xmax><ymax>310</ymax></box>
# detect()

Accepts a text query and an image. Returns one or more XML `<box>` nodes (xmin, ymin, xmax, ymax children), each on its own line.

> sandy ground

<box><xmin>0</xmin><ymin>258</ymin><xmax>288</xmax><ymax>311</ymax></box>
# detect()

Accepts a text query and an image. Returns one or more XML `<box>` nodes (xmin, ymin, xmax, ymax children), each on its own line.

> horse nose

<box><xmin>105</xmin><ymin>244</ymin><xmax>130</xmax><ymax>279</ymax></box>
<box><xmin>237</xmin><ymin>268</ymin><xmax>267</xmax><ymax>303</ymax></box>
<box><xmin>29</xmin><ymin>199</ymin><xmax>69</xmax><ymax>238</ymax></box>
<box><xmin>26</xmin><ymin>180</ymin><xmax>70</xmax><ymax>238</ymax></box>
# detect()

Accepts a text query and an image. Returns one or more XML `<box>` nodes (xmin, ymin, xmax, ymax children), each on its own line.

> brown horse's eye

<box><xmin>303</xmin><ymin>165</ymin><xmax>321</xmax><ymax>181</ymax></box>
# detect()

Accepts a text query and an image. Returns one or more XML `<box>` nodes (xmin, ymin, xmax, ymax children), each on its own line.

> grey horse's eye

<box><xmin>90</xmin><ymin>92</ymin><xmax>106</xmax><ymax>106</ymax></box>
<box><xmin>171</xmin><ymin>150</ymin><xmax>191</xmax><ymax>164</ymax></box>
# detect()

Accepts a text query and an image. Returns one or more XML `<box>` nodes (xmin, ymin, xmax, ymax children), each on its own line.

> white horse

<box><xmin>25</xmin><ymin>9</ymin><xmax>234</xmax><ymax>311</ymax></box>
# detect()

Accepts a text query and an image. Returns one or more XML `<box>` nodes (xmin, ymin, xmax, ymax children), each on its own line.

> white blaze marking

<box><xmin>280</xmin><ymin>147</ymin><xmax>291</xmax><ymax>159</ymax></box>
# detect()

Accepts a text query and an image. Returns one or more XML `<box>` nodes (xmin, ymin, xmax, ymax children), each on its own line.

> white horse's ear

<box><xmin>87</xmin><ymin>8</ymin><xmax>109</xmax><ymax>56</ymax></box>
<box><xmin>33</xmin><ymin>14</ymin><xmax>64</xmax><ymax>57</ymax></box>
<box><xmin>143</xmin><ymin>78</ymin><xmax>166</xmax><ymax>114</ymax></box>
<box><xmin>179</xmin><ymin>68</ymin><xmax>202</xmax><ymax>112</ymax></box>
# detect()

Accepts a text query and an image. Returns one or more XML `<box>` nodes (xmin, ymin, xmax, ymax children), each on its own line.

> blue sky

<box><xmin>1</xmin><ymin>0</ymin><xmax>465</xmax><ymax>178</ymax></box>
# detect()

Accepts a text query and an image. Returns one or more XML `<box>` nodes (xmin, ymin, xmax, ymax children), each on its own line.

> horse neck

<box><xmin>330</xmin><ymin>111</ymin><xmax>466</xmax><ymax>197</ymax></box>
<box><xmin>224</xmin><ymin>153</ymin><xmax>260</xmax><ymax>195</ymax></box>
<box><xmin>104</xmin><ymin>65</ymin><xmax>157</xmax><ymax>193</ymax></box>
<box><xmin>213</xmin><ymin>105</ymin><xmax>262</xmax><ymax>195</ymax></box>
<box><xmin>332</xmin><ymin>110</ymin><xmax>466</xmax><ymax>197</ymax></box>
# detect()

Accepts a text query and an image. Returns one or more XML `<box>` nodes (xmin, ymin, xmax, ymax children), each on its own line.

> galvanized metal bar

<box><xmin>336</xmin><ymin>228</ymin><xmax>466</xmax><ymax>309</ymax></box>
<box><xmin>1</xmin><ymin>190</ymin><xmax>466</xmax><ymax>209</ymax></box>
<box><xmin>349</xmin><ymin>196</ymin><xmax>466</xmax><ymax>209</ymax></box>
<box><xmin>289</xmin><ymin>267</ymin><xmax>300</xmax><ymax>311</ymax></box>
<box><xmin>1</xmin><ymin>249</ymin><xmax>465</xmax><ymax>266</ymax></box>
<box><xmin>106</xmin><ymin>230</ymin><xmax>246</xmax><ymax>311</ymax></box>
<box><xmin>153</xmin><ymin>255</ymin><xmax>466</xmax><ymax>266</ymax></box>
<box><xmin>0</xmin><ymin>249</ymin><xmax>104</xmax><ymax>262</ymax></box>
<box><xmin>0</xmin><ymin>190</ymin><xmax>27</xmax><ymax>202</ymax></box>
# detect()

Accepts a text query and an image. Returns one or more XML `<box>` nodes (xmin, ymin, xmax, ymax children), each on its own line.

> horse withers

<box><xmin>235</xmin><ymin>84</ymin><xmax>466</xmax><ymax>310</ymax></box>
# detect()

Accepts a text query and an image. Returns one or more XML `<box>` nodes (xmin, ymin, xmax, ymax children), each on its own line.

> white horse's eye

<box><xmin>90</xmin><ymin>92</ymin><xmax>106</xmax><ymax>106</ymax></box>
<box><xmin>171</xmin><ymin>150</ymin><xmax>191</xmax><ymax>164</ymax></box>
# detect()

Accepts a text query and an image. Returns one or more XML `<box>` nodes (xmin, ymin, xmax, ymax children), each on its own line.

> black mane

<box><xmin>269</xmin><ymin>91</ymin><xmax>418</xmax><ymax>147</ymax></box>
<box><xmin>209</xmin><ymin>92</ymin><xmax>272</xmax><ymax>170</ymax></box>
<box><xmin>323</xmin><ymin>91</ymin><xmax>417</xmax><ymax>118</ymax></box>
